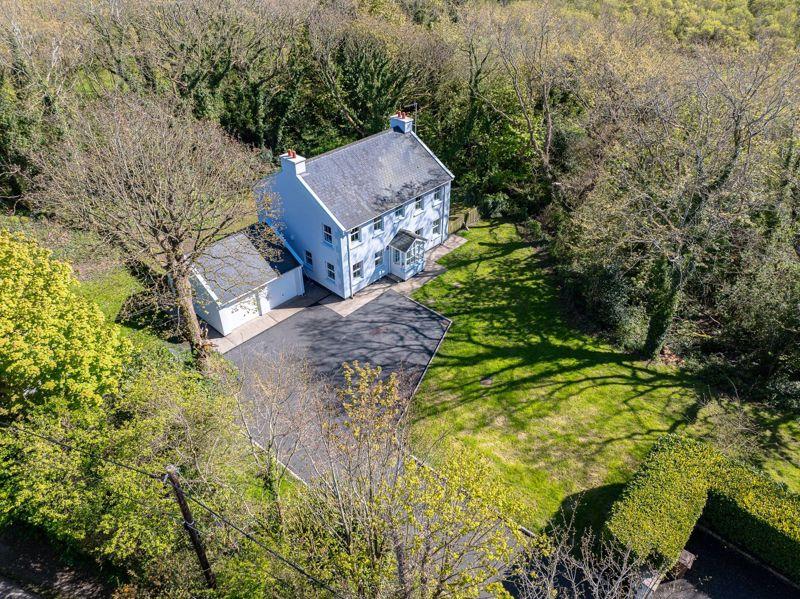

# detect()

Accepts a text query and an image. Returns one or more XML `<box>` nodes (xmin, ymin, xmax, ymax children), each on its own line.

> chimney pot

<box><xmin>390</xmin><ymin>111</ymin><xmax>413</xmax><ymax>134</ymax></box>
<box><xmin>281</xmin><ymin>149</ymin><xmax>306</xmax><ymax>175</ymax></box>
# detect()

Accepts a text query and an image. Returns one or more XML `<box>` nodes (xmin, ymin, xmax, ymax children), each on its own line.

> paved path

<box><xmin>656</xmin><ymin>527</ymin><xmax>800</xmax><ymax>599</ymax></box>
<box><xmin>0</xmin><ymin>523</ymin><xmax>112</xmax><ymax>598</ymax></box>
<box><xmin>0</xmin><ymin>577</ymin><xmax>41</xmax><ymax>599</ymax></box>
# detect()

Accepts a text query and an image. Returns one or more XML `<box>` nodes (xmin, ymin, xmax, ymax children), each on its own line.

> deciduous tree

<box><xmin>33</xmin><ymin>93</ymin><xmax>264</xmax><ymax>369</ymax></box>
<box><xmin>0</xmin><ymin>231</ymin><xmax>128</xmax><ymax>418</ymax></box>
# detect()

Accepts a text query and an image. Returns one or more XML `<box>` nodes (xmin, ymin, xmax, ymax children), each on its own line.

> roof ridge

<box><xmin>304</xmin><ymin>129</ymin><xmax>394</xmax><ymax>165</ymax></box>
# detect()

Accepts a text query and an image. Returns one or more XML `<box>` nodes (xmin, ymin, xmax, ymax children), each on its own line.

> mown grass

<box><xmin>688</xmin><ymin>399</ymin><xmax>800</xmax><ymax>494</ymax></box>
<box><xmin>75</xmin><ymin>266</ymin><xmax>166</xmax><ymax>351</ymax></box>
<box><xmin>412</xmin><ymin>222</ymin><xmax>700</xmax><ymax>530</ymax></box>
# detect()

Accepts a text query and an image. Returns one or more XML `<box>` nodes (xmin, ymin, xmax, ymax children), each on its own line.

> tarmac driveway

<box><xmin>224</xmin><ymin>290</ymin><xmax>450</xmax><ymax>480</ymax></box>
<box><xmin>226</xmin><ymin>289</ymin><xmax>449</xmax><ymax>389</ymax></box>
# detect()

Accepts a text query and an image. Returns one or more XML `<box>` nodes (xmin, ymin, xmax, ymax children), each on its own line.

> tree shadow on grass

<box><xmin>115</xmin><ymin>261</ymin><xmax>184</xmax><ymax>343</ymax></box>
<box><xmin>411</xmin><ymin>223</ymin><xmax>701</xmax><ymax>528</ymax></box>
<box><xmin>412</xmin><ymin>222</ymin><xmax>699</xmax><ymax>438</ymax></box>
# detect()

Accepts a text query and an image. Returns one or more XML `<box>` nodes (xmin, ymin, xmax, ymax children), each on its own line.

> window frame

<box><xmin>374</xmin><ymin>250</ymin><xmax>383</xmax><ymax>267</ymax></box>
<box><xmin>372</xmin><ymin>216</ymin><xmax>384</xmax><ymax>234</ymax></box>
<box><xmin>393</xmin><ymin>248</ymin><xmax>401</xmax><ymax>263</ymax></box>
<box><xmin>352</xmin><ymin>260</ymin><xmax>363</xmax><ymax>280</ymax></box>
<box><xmin>394</xmin><ymin>205</ymin><xmax>405</xmax><ymax>219</ymax></box>
<box><xmin>433</xmin><ymin>218</ymin><xmax>441</xmax><ymax>235</ymax></box>
<box><xmin>433</xmin><ymin>187</ymin><xmax>444</xmax><ymax>205</ymax></box>
<box><xmin>350</xmin><ymin>227</ymin><xmax>361</xmax><ymax>244</ymax></box>
<box><xmin>414</xmin><ymin>197</ymin><xmax>424</xmax><ymax>212</ymax></box>
<box><xmin>305</xmin><ymin>250</ymin><xmax>313</xmax><ymax>267</ymax></box>
<box><xmin>322</xmin><ymin>224</ymin><xmax>333</xmax><ymax>245</ymax></box>
<box><xmin>326</xmin><ymin>262</ymin><xmax>336</xmax><ymax>281</ymax></box>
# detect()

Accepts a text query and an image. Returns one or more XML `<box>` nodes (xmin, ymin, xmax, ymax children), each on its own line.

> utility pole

<box><xmin>165</xmin><ymin>465</ymin><xmax>217</xmax><ymax>590</ymax></box>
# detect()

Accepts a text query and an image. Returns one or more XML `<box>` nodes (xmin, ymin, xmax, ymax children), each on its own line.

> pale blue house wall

<box><xmin>258</xmin><ymin>170</ymin><xmax>348</xmax><ymax>297</ymax></box>
<box><xmin>346</xmin><ymin>182</ymin><xmax>451</xmax><ymax>295</ymax></box>
<box><xmin>259</xmin><ymin>172</ymin><xmax>451</xmax><ymax>299</ymax></box>
<box><xmin>257</xmin><ymin>124</ymin><xmax>452</xmax><ymax>299</ymax></box>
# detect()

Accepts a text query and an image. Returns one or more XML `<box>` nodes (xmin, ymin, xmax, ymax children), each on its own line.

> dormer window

<box><xmin>323</xmin><ymin>224</ymin><xmax>333</xmax><ymax>245</ymax></box>
<box><xmin>415</xmin><ymin>197</ymin><xmax>424</xmax><ymax>212</ymax></box>
<box><xmin>350</xmin><ymin>227</ymin><xmax>361</xmax><ymax>244</ymax></box>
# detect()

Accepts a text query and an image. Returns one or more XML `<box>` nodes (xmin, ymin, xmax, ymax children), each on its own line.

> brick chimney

<box><xmin>390</xmin><ymin>111</ymin><xmax>413</xmax><ymax>134</ymax></box>
<box><xmin>280</xmin><ymin>149</ymin><xmax>306</xmax><ymax>176</ymax></box>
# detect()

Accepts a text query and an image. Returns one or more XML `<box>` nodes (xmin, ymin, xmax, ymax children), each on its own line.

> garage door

<box><xmin>266</xmin><ymin>269</ymin><xmax>301</xmax><ymax>309</ymax></box>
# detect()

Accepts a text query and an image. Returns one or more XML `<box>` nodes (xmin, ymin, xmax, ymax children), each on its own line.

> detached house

<box><xmin>258</xmin><ymin>112</ymin><xmax>454</xmax><ymax>299</ymax></box>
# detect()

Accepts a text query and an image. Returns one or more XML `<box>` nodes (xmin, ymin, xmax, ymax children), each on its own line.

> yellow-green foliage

<box><xmin>705</xmin><ymin>462</ymin><xmax>800</xmax><ymax>583</ymax></box>
<box><xmin>607</xmin><ymin>434</ymin><xmax>800</xmax><ymax>583</ymax></box>
<box><xmin>606</xmin><ymin>436</ymin><xmax>716</xmax><ymax>566</ymax></box>
<box><xmin>0</xmin><ymin>231</ymin><xmax>129</xmax><ymax>418</ymax></box>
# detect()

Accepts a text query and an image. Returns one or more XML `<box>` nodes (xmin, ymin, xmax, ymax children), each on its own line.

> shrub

<box><xmin>606</xmin><ymin>434</ymin><xmax>800</xmax><ymax>584</ymax></box>
<box><xmin>705</xmin><ymin>462</ymin><xmax>800</xmax><ymax>583</ymax></box>
<box><xmin>0</xmin><ymin>231</ymin><xmax>129</xmax><ymax>419</ymax></box>
<box><xmin>605</xmin><ymin>435</ymin><xmax>717</xmax><ymax>567</ymax></box>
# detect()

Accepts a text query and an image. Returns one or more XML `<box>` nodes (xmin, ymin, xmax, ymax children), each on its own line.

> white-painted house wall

<box><xmin>258</xmin><ymin>135</ymin><xmax>452</xmax><ymax>299</ymax></box>
<box><xmin>346</xmin><ymin>182</ymin><xmax>451</xmax><ymax>295</ymax></box>
<box><xmin>259</xmin><ymin>161</ymin><xmax>349</xmax><ymax>298</ymax></box>
<box><xmin>192</xmin><ymin>265</ymin><xmax>304</xmax><ymax>336</ymax></box>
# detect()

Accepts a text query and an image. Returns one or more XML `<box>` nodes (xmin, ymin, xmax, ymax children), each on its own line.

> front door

<box><xmin>390</xmin><ymin>246</ymin><xmax>406</xmax><ymax>279</ymax></box>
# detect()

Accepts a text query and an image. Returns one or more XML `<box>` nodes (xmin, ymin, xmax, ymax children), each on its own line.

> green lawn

<box><xmin>688</xmin><ymin>398</ymin><xmax>800</xmax><ymax>494</ymax></box>
<box><xmin>412</xmin><ymin>222</ymin><xmax>700</xmax><ymax>530</ymax></box>
<box><xmin>76</xmin><ymin>266</ymin><xmax>166</xmax><ymax>351</ymax></box>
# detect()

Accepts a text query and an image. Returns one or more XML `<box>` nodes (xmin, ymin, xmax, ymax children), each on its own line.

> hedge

<box><xmin>705</xmin><ymin>462</ymin><xmax>800</xmax><ymax>583</ymax></box>
<box><xmin>605</xmin><ymin>435</ymin><xmax>717</xmax><ymax>567</ymax></box>
<box><xmin>606</xmin><ymin>434</ymin><xmax>800</xmax><ymax>584</ymax></box>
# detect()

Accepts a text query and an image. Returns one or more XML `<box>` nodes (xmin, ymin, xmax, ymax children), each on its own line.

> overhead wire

<box><xmin>2</xmin><ymin>421</ymin><xmax>341</xmax><ymax>597</ymax></box>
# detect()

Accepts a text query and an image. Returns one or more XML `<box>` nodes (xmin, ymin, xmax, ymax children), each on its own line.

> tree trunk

<box><xmin>643</xmin><ymin>260</ymin><xmax>682</xmax><ymax>360</ymax></box>
<box><xmin>174</xmin><ymin>271</ymin><xmax>211</xmax><ymax>372</ymax></box>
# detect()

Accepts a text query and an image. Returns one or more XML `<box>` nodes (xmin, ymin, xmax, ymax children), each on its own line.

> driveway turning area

<box><xmin>225</xmin><ymin>290</ymin><xmax>449</xmax><ymax>481</ymax></box>
<box><xmin>226</xmin><ymin>290</ymin><xmax>449</xmax><ymax>388</ymax></box>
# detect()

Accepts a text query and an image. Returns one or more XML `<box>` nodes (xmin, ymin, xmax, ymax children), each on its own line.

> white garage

<box><xmin>191</xmin><ymin>225</ymin><xmax>305</xmax><ymax>336</ymax></box>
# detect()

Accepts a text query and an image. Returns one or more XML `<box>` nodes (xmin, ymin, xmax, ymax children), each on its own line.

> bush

<box><xmin>705</xmin><ymin>463</ymin><xmax>800</xmax><ymax>583</ymax></box>
<box><xmin>0</xmin><ymin>231</ymin><xmax>129</xmax><ymax>419</ymax></box>
<box><xmin>478</xmin><ymin>191</ymin><xmax>512</xmax><ymax>218</ymax></box>
<box><xmin>605</xmin><ymin>435</ymin><xmax>716</xmax><ymax>567</ymax></box>
<box><xmin>606</xmin><ymin>434</ymin><xmax>800</xmax><ymax>583</ymax></box>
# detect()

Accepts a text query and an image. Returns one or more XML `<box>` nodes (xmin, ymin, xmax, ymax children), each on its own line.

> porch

<box><xmin>320</xmin><ymin>234</ymin><xmax>467</xmax><ymax>317</ymax></box>
<box><xmin>388</xmin><ymin>229</ymin><xmax>427</xmax><ymax>281</ymax></box>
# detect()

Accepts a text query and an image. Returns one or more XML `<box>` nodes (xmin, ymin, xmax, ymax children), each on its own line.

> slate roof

<box><xmin>300</xmin><ymin>130</ymin><xmax>453</xmax><ymax>230</ymax></box>
<box><xmin>388</xmin><ymin>229</ymin><xmax>426</xmax><ymax>252</ymax></box>
<box><xmin>193</xmin><ymin>224</ymin><xmax>299</xmax><ymax>305</ymax></box>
